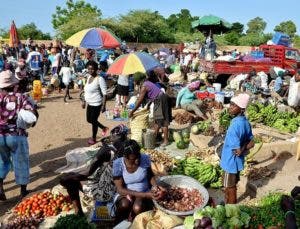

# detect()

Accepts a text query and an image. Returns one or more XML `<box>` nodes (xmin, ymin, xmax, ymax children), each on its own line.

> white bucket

<box><xmin>215</xmin><ymin>92</ymin><xmax>225</xmax><ymax>104</ymax></box>
<box><xmin>213</xmin><ymin>83</ymin><xmax>222</xmax><ymax>92</ymax></box>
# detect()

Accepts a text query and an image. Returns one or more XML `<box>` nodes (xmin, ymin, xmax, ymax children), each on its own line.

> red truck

<box><xmin>200</xmin><ymin>45</ymin><xmax>300</xmax><ymax>80</ymax></box>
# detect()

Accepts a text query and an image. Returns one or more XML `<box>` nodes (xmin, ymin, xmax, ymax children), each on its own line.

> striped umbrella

<box><xmin>65</xmin><ymin>27</ymin><xmax>121</xmax><ymax>49</ymax></box>
<box><xmin>107</xmin><ymin>52</ymin><xmax>161</xmax><ymax>75</ymax></box>
<box><xmin>9</xmin><ymin>20</ymin><xmax>20</xmax><ymax>48</ymax></box>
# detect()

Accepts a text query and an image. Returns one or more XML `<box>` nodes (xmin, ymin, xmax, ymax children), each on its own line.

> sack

<box><xmin>17</xmin><ymin>109</ymin><xmax>37</xmax><ymax>129</ymax></box>
<box><xmin>130</xmin><ymin>210</ymin><xmax>183</xmax><ymax>229</ymax></box>
<box><xmin>130</xmin><ymin>108</ymin><xmax>149</xmax><ymax>144</ymax></box>
<box><xmin>288</xmin><ymin>78</ymin><xmax>300</xmax><ymax>107</ymax></box>
<box><xmin>51</xmin><ymin>74</ymin><xmax>60</xmax><ymax>87</ymax></box>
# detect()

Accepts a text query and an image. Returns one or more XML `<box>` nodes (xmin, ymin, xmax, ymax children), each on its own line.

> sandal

<box><xmin>88</xmin><ymin>138</ymin><xmax>96</xmax><ymax>145</ymax></box>
<box><xmin>101</xmin><ymin>127</ymin><xmax>109</xmax><ymax>137</ymax></box>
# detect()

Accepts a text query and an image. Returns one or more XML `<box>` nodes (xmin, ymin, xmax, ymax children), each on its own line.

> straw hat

<box><xmin>0</xmin><ymin>71</ymin><xmax>19</xmax><ymax>89</ymax></box>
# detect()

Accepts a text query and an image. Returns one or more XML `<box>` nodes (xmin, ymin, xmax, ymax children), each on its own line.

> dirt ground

<box><xmin>0</xmin><ymin>90</ymin><xmax>126</xmax><ymax>220</ymax></box>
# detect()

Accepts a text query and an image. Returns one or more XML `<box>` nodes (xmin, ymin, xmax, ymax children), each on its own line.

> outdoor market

<box><xmin>0</xmin><ymin>5</ymin><xmax>300</xmax><ymax>229</ymax></box>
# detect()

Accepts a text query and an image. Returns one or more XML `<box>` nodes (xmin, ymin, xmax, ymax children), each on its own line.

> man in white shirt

<box><xmin>26</xmin><ymin>46</ymin><xmax>43</xmax><ymax>83</ymax></box>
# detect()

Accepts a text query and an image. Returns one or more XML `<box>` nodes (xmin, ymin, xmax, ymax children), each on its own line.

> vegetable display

<box><xmin>219</xmin><ymin>109</ymin><xmax>232</xmax><ymax>131</ymax></box>
<box><xmin>240</xmin><ymin>192</ymin><xmax>285</xmax><ymax>228</ymax></box>
<box><xmin>247</xmin><ymin>103</ymin><xmax>300</xmax><ymax>133</ymax></box>
<box><xmin>14</xmin><ymin>191</ymin><xmax>73</xmax><ymax>218</ymax></box>
<box><xmin>172</xmin><ymin>130</ymin><xmax>190</xmax><ymax>149</ymax></box>
<box><xmin>5</xmin><ymin>216</ymin><xmax>43</xmax><ymax>229</ymax></box>
<box><xmin>155</xmin><ymin>186</ymin><xmax>204</xmax><ymax>212</ymax></box>
<box><xmin>192</xmin><ymin>204</ymin><xmax>251</xmax><ymax>228</ymax></box>
<box><xmin>52</xmin><ymin>214</ymin><xmax>96</xmax><ymax>229</ymax></box>
<box><xmin>143</xmin><ymin>149</ymin><xmax>174</xmax><ymax>170</ymax></box>
<box><xmin>191</xmin><ymin>121</ymin><xmax>215</xmax><ymax>136</ymax></box>
<box><xmin>171</xmin><ymin>157</ymin><xmax>222</xmax><ymax>188</ymax></box>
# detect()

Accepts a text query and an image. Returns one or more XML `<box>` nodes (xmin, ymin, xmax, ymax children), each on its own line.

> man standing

<box><xmin>220</xmin><ymin>93</ymin><xmax>255</xmax><ymax>204</ymax></box>
<box><xmin>26</xmin><ymin>46</ymin><xmax>43</xmax><ymax>83</ymax></box>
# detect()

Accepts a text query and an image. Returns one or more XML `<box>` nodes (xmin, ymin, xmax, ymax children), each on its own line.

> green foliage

<box><xmin>52</xmin><ymin>0</ymin><xmax>102</xmax><ymax>40</ymax></box>
<box><xmin>0</xmin><ymin>28</ymin><xmax>9</xmax><ymax>38</ymax></box>
<box><xmin>224</xmin><ymin>32</ymin><xmax>240</xmax><ymax>45</ymax></box>
<box><xmin>239</xmin><ymin>33</ymin><xmax>267</xmax><ymax>46</ymax></box>
<box><xmin>18</xmin><ymin>23</ymin><xmax>51</xmax><ymax>40</ymax></box>
<box><xmin>174</xmin><ymin>31</ymin><xmax>204</xmax><ymax>43</ymax></box>
<box><xmin>246</xmin><ymin>17</ymin><xmax>267</xmax><ymax>35</ymax></box>
<box><xmin>274</xmin><ymin>20</ymin><xmax>297</xmax><ymax>38</ymax></box>
<box><xmin>52</xmin><ymin>214</ymin><xmax>96</xmax><ymax>229</ymax></box>
<box><xmin>115</xmin><ymin>10</ymin><xmax>174</xmax><ymax>43</ymax></box>
<box><xmin>230</xmin><ymin>22</ymin><xmax>244</xmax><ymax>35</ymax></box>
<box><xmin>293</xmin><ymin>35</ymin><xmax>300</xmax><ymax>49</ymax></box>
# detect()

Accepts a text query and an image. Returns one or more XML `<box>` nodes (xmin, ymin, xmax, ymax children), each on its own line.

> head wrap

<box><xmin>188</xmin><ymin>80</ymin><xmax>200</xmax><ymax>90</ymax></box>
<box><xmin>231</xmin><ymin>93</ymin><xmax>250</xmax><ymax>109</ymax></box>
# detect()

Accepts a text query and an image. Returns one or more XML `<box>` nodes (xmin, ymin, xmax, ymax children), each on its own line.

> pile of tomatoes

<box><xmin>14</xmin><ymin>191</ymin><xmax>73</xmax><ymax>218</ymax></box>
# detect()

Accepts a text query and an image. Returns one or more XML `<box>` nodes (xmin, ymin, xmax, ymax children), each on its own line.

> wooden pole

<box><xmin>296</xmin><ymin>140</ymin><xmax>300</xmax><ymax>161</ymax></box>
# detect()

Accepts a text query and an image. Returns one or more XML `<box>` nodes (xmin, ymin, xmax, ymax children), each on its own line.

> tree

<box><xmin>239</xmin><ymin>33</ymin><xmax>266</xmax><ymax>46</ymax></box>
<box><xmin>0</xmin><ymin>28</ymin><xmax>9</xmax><ymax>38</ymax></box>
<box><xmin>246</xmin><ymin>17</ymin><xmax>266</xmax><ymax>35</ymax></box>
<box><xmin>274</xmin><ymin>20</ymin><xmax>297</xmax><ymax>38</ymax></box>
<box><xmin>116</xmin><ymin>10</ymin><xmax>174</xmax><ymax>43</ymax></box>
<box><xmin>224</xmin><ymin>32</ymin><xmax>240</xmax><ymax>45</ymax></box>
<box><xmin>52</xmin><ymin>0</ymin><xmax>102</xmax><ymax>40</ymax></box>
<box><xmin>166</xmin><ymin>9</ymin><xmax>198</xmax><ymax>34</ymax></box>
<box><xmin>230</xmin><ymin>22</ymin><xmax>244</xmax><ymax>35</ymax></box>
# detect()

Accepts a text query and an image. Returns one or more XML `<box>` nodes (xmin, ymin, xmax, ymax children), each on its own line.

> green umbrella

<box><xmin>192</xmin><ymin>15</ymin><xmax>232</xmax><ymax>34</ymax></box>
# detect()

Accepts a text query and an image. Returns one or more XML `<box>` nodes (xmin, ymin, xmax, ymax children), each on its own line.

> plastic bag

<box><xmin>17</xmin><ymin>109</ymin><xmax>37</xmax><ymax>129</ymax></box>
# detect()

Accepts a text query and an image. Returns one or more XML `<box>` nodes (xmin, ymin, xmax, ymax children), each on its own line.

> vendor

<box><xmin>176</xmin><ymin>80</ymin><xmax>208</xmax><ymax>120</ymax></box>
<box><xmin>220</xmin><ymin>93</ymin><xmax>255</xmax><ymax>204</ymax></box>
<box><xmin>129</xmin><ymin>71</ymin><xmax>172</xmax><ymax>147</ymax></box>
<box><xmin>60</xmin><ymin>125</ymin><xmax>128</xmax><ymax>216</ymax></box>
<box><xmin>274</xmin><ymin>70</ymin><xmax>289</xmax><ymax>97</ymax></box>
<box><xmin>113</xmin><ymin>139</ymin><xmax>164</xmax><ymax>223</ymax></box>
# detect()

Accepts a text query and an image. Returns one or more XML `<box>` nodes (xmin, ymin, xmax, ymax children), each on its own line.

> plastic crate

<box><xmin>250</xmin><ymin>51</ymin><xmax>264</xmax><ymax>59</ymax></box>
<box><xmin>272</xmin><ymin>32</ymin><xmax>291</xmax><ymax>47</ymax></box>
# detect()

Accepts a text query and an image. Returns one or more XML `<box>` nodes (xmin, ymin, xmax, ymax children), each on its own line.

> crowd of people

<box><xmin>0</xmin><ymin>37</ymin><xmax>299</xmax><ymax>228</ymax></box>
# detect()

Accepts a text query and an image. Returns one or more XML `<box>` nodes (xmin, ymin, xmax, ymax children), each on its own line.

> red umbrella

<box><xmin>9</xmin><ymin>20</ymin><xmax>20</xmax><ymax>48</ymax></box>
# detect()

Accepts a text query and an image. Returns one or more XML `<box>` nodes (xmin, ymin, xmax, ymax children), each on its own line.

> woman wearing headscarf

<box><xmin>176</xmin><ymin>80</ymin><xmax>208</xmax><ymax>120</ymax></box>
<box><xmin>0</xmin><ymin>70</ymin><xmax>37</xmax><ymax>200</ymax></box>
<box><xmin>129</xmin><ymin>71</ymin><xmax>172</xmax><ymax>147</ymax></box>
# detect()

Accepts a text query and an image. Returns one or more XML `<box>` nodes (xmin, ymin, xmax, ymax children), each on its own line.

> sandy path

<box><xmin>0</xmin><ymin>91</ymin><xmax>124</xmax><ymax>219</ymax></box>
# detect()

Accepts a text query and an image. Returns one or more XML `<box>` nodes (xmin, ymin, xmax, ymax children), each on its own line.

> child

<box><xmin>59</xmin><ymin>61</ymin><xmax>73</xmax><ymax>103</ymax></box>
<box><xmin>116</xmin><ymin>74</ymin><xmax>129</xmax><ymax>107</ymax></box>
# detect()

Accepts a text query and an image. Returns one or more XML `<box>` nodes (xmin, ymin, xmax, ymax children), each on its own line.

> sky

<box><xmin>1</xmin><ymin>0</ymin><xmax>300</xmax><ymax>36</ymax></box>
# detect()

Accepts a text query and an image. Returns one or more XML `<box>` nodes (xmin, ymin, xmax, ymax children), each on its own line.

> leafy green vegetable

<box><xmin>51</xmin><ymin>214</ymin><xmax>96</xmax><ymax>229</ymax></box>
<box><xmin>240</xmin><ymin>211</ymin><xmax>251</xmax><ymax>227</ymax></box>
<box><xmin>183</xmin><ymin>216</ymin><xmax>194</xmax><ymax>229</ymax></box>
<box><xmin>227</xmin><ymin>216</ymin><xmax>243</xmax><ymax>228</ymax></box>
<box><xmin>225</xmin><ymin>204</ymin><xmax>240</xmax><ymax>218</ymax></box>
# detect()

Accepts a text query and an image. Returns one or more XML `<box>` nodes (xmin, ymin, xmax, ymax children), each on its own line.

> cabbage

<box><xmin>227</xmin><ymin>216</ymin><xmax>243</xmax><ymax>228</ymax></box>
<box><xmin>214</xmin><ymin>205</ymin><xmax>226</xmax><ymax>221</ymax></box>
<box><xmin>203</xmin><ymin>206</ymin><xmax>215</xmax><ymax>217</ymax></box>
<box><xmin>193</xmin><ymin>209</ymin><xmax>206</xmax><ymax>220</ymax></box>
<box><xmin>191</xmin><ymin>125</ymin><xmax>199</xmax><ymax>134</ymax></box>
<box><xmin>183</xmin><ymin>216</ymin><xmax>194</xmax><ymax>229</ymax></box>
<box><xmin>225</xmin><ymin>204</ymin><xmax>240</xmax><ymax>218</ymax></box>
<box><xmin>240</xmin><ymin>211</ymin><xmax>251</xmax><ymax>227</ymax></box>
<box><xmin>211</xmin><ymin>217</ymin><xmax>223</xmax><ymax>228</ymax></box>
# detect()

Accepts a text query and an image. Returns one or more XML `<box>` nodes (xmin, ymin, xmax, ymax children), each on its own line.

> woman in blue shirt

<box><xmin>113</xmin><ymin>139</ymin><xmax>164</xmax><ymax>223</ymax></box>
<box><xmin>220</xmin><ymin>93</ymin><xmax>254</xmax><ymax>204</ymax></box>
<box><xmin>176</xmin><ymin>80</ymin><xmax>208</xmax><ymax>120</ymax></box>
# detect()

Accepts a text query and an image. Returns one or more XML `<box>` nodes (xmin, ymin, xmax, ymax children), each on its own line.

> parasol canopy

<box><xmin>9</xmin><ymin>20</ymin><xmax>20</xmax><ymax>48</ymax></box>
<box><xmin>65</xmin><ymin>27</ymin><xmax>121</xmax><ymax>49</ymax></box>
<box><xmin>107</xmin><ymin>52</ymin><xmax>161</xmax><ymax>75</ymax></box>
<box><xmin>192</xmin><ymin>15</ymin><xmax>232</xmax><ymax>34</ymax></box>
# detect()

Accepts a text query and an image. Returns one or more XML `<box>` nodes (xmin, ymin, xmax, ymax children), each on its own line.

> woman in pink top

<box><xmin>129</xmin><ymin>71</ymin><xmax>172</xmax><ymax>147</ymax></box>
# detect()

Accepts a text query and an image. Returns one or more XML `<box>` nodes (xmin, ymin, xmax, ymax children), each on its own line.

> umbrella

<box><xmin>9</xmin><ymin>20</ymin><xmax>20</xmax><ymax>48</ymax></box>
<box><xmin>107</xmin><ymin>52</ymin><xmax>161</xmax><ymax>75</ymax></box>
<box><xmin>192</xmin><ymin>15</ymin><xmax>232</xmax><ymax>34</ymax></box>
<box><xmin>65</xmin><ymin>27</ymin><xmax>121</xmax><ymax>49</ymax></box>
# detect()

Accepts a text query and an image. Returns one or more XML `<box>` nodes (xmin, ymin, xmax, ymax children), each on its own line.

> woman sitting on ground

<box><xmin>176</xmin><ymin>80</ymin><xmax>208</xmax><ymax>120</ymax></box>
<box><xmin>113</xmin><ymin>139</ymin><xmax>164</xmax><ymax>223</ymax></box>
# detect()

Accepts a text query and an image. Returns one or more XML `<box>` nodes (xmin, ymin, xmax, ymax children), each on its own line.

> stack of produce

<box><xmin>172</xmin><ymin>129</ymin><xmax>191</xmax><ymax>149</ymax></box>
<box><xmin>174</xmin><ymin>111</ymin><xmax>195</xmax><ymax>125</ymax></box>
<box><xmin>247</xmin><ymin>102</ymin><xmax>300</xmax><ymax>133</ymax></box>
<box><xmin>240</xmin><ymin>192</ymin><xmax>286</xmax><ymax>228</ymax></box>
<box><xmin>184</xmin><ymin>204</ymin><xmax>251</xmax><ymax>229</ymax></box>
<box><xmin>5</xmin><ymin>216</ymin><xmax>43</xmax><ymax>229</ymax></box>
<box><xmin>154</xmin><ymin>186</ymin><xmax>204</xmax><ymax>212</ymax></box>
<box><xmin>144</xmin><ymin>149</ymin><xmax>174</xmax><ymax>170</ymax></box>
<box><xmin>218</xmin><ymin>109</ymin><xmax>232</xmax><ymax>131</ymax></box>
<box><xmin>52</xmin><ymin>214</ymin><xmax>96</xmax><ymax>229</ymax></box>
<box><xmin>191</xmin><ymin>121</ymin><xmax>215</xmax><ymax>136</ymax></box>
<box><xmin>171</xmin><ymin>157</ymin><xmax>222</xmax><ymax>188</ymax></box>
<box><xmin>14</xmin><ymin>191</ymin><xmax>73</xmax><ymax>218</ymax></box>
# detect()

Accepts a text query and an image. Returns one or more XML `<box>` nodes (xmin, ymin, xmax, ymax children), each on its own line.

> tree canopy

<box><xmin>52</xmin><ymin>0</ymin><xmax>102</xmax><ymax>40</ymax></box>
<box><xmin>274</xmin><ymin>20</ymin><xmax>297</xmax><ymax>38</ymax></box>
<box><xmin>246</xmin><ymin>17</ymin><xmax>267</xmax><ymax>35</ymax></box>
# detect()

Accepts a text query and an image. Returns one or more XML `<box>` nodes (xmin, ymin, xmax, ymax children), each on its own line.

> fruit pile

<box><xmin>14</xmin><ymin>191</ymin><xmax>73</xmax><ymax>218</ymax></box>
